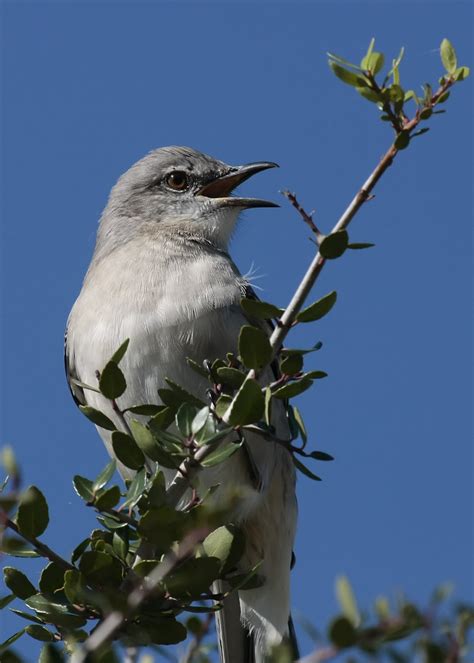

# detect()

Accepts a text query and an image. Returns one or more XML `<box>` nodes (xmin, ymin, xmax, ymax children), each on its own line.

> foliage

<box><xmin>0</xmin><ymin>37</ymin><xmax>471</xmax><ymax>662</ymax></box>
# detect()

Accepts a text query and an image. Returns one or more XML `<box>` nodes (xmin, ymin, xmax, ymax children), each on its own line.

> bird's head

<box><xmin>97</xmin><ymin>146</ymin><xmax>278</xmax><ymax>254</ymax></box>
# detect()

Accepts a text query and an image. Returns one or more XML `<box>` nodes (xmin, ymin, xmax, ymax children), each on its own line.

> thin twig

<box><xmin>2</xmin><ymin>517</ymin><xmax>76</xmax><ymax>572</ymax></box>
<box><xmin>282</xmin><ymin>191</ymin><xmax>324</xmax><ymax>243</ymax></box>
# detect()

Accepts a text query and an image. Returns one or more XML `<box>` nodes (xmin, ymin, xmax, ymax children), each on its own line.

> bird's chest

<box><xmin>69</xmin><ymin>244</ymin><xmax>244</xmax><ymax>407</ymax></box>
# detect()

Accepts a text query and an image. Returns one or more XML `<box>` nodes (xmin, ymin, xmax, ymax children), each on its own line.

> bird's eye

<box><xmin>165</xmin><ymin>171</ymin><xmax>189</xmax><ymax>191</ymax></box>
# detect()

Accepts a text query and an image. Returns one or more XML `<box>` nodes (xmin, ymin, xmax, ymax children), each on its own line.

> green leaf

<box><xmin>164</xmin><ymin>557</ymin><xmax>221</xmax><ymax>599</ymax></box>
<box><xmin>63</xmin><ymin>570</ymin><xmax>88</xmax><ymax>604</ymax></box>
<box><xmin>304</xmin><ymin>370</ymin><xmax>327</xmax><ymax>380</ymax></box>
<box><xmin>25</xmin><ymin>625</ymin><xmax>55</xmax><ymax>642</ymax></box>
<box><xmin>38</xmin><ymin>563</ymin><xmax>64</xmax><ymax>594</ymax></box>
<box><xmin>201</xmin><ymin>440</ymin><xmax>243</xmax><ymax>468</ymax></box>
<box><xmin>347</xmin><ymin>242</ymin><xmax>375</xmax><ymax>250</ymax></box>
<box><xmin>109</xmin><ymin>338</ymin><xmax>130</xmax><ymax>364</ymax></box>
<box><xmin>16</xmin><ymin>486</ymin><xmax>49</xmax><ymax>539</ymax></box>
<box><xmin>122</xmin><ymin>468</ymin><xmax>147</xmax><ymax>509</ymax></box>
<box><xmin>328</xmin><ymin>616</ymin><xmax>358</xmax><ymax>648</ymax></box>
<box><xmin>330</xmin><ymin>62</ymin><xmax>368</xmax><ymax>87</ymax></box>
<box><xmin>356</xmin><ymin>86</ymin><xmax>382</xmax><ymax>103</ymax></box>
<box><xmin>336</xmin><ymin>575</ymin><xmax>361</xmax><ymax>626</ymax></box>
<box><xmin>216</xmin><ymin>366</ymin><xmax>247</xmax><ymax>388</ymax></box>
<box><xmin>72</xmin><ymin>475</ymin><xmax>95</xmax><ymax>503</ymax></box>
<box><xmin>124</xmin><ymin>404</ymin><xmax>164</xmax><ymax>416</ymax></box>
<box><xmin>130</xmin><ymin>419</ymin><xmax>162</xmax><ymax>462</ymax></box>
<box><xmin>215</xmin><ymin>394</ymin><xmax>233</xmax><ymax>418</ymax></box>
<box><xmin>148</xmin><ymin>406</ymin><xmax>175</xmax><ymax>431</ymax></box>
<box><xmin>226</xmin><ymin>378</ymin><xmax>265</xmax><ymax>426</ymax></box>
<box><xmin>296</xmin><ymin>291</ymin><xmax>337</xmax><ymax>323</ymax></box>
<box><xmin>394</xmin><ymin>131</ymin><xmax>410</xmax><ymax>150</ymax></box>
<box><xmin>79</xmin><ymin>551</ymin><xmax>123</xmax><ymax>585</ymax></box>
<box><xmin>281</xmin><ymin>342</ymin><xmax>322</xmax><ymax>357</ymax></box>
<box><xmin>10</xmin><ymin>608</ymin><xmax>45</xmax><ymax>624</ymax></box>
<box><xmin>1</xmin><ymin>537</ymin><xmax>39</xmax><ymax>558</ymax></box>
<box><xmin>280</xmin><ymin>354</ymin><xmax>303</xmax><ymax>375</ymax></box>
<box><xmin>111</xmin><ymin>431</ymin><xmax>146</xmax><ymax>470</ymax></box>
<box><xmin>327</xmin><ymin>52</ymin><xmax>362</xmax><ymax>72</ymax></box>
<box><xmin>273</xmin><ymin>377</ymin><xmax>313</xmax><ymax>399</ymax></box>
<box><xmin>361</xmin><ymin>51</ymin><xmax>384</xmax><ymax>75</ymax></box>
<box><xmin>95</xmin><ymin>485</ymin><xmax>121</xmax><ymax>510</ymax></box>
<box><xmin>163</xmin><ymin>378</ymin><xmax>205</xmax><ymax>408</ymax></box>
<box><xmin>293</xmin><ymin>456</ymin><xmax>321</xmax><ymax>481</ymax></box>
<box><xmin>138</xmin><ymin>506</ymin><xmax>189</xmax><ymax>550</ymax></box>
<box><xmin>191</xmin><ymin>406</ymin><xmax>211</xmax><ymax>435</ymax></box>
<box><xmin>3</xmin><ymin>568</ymin><xmax>36</xmax><ymax>599</ymax></box>
<box><xmin>93</xmin><ymin>459</ymin><xmax>117</xmax><ymax>492</ymax></box>
<box><xmin>202</xmin><ymin>525</ymin><xmax>244</xmax><ymax>572</ymax></box>
<box><xmin>126</xmin><ymin>618</ymin><xmax>187</xmax><ymax>646</ymax></box>
<box><xmin>176</xmin><ymin>403</ymin><xmax>198</xmax><ymax>437</ymax></box>
<box><xmin>309</xmin><ymin>450</ymin><xmax>334</xmax><ymax>461</ymax></box>
<box><xmin>436</xmin><ymin>91</ymin><xmax>450</xmax><ymax>104</ymax></box>
<box><xmin>195</xmin><ymin>426</ymin><xmax>230</xmax><ymax>448</ymax></box>
<box><xmin>99</xmin><ymin>361</ymin><xmax>127</xmax><ymax>400</ymax></box>
<box><xmin>25</xmin><ymin>596</ymin><xmax>87</xmax><ymax>629</ymax></box>
<box><xmin>453</xmin><ymin>65</ymin><xmax>470</xmax><ymax>81</ymax></box>
<box><xmin>79</xmin><ymin>406</ymin><xmax>116</xmax><ymax>431</ymax></box>
<box><xmin>240</xmin><ymin>298</ymin><xmax>283</xmax><ymax>320</ymax></box>
<box><xmin>238</xmin><ymin>326</ymin><xmax>272</xmax><ymax>370</ymax></box>
<box><xmin>420</xmin><ymin>108</ymin><xmax>432</xmax><ymax>120</ymax></box>
<box><xmin>319</xmin><ymin>231</ymin><xmax>349</xmax><ymax>259</ymax></box>
<box><xmin>440</xmin><ymin>38</ymin><xmax>457</xmax><ymax>73</ymax></box>
<box><xmin>186</xmin><ymin>357</ymin><xmax>209</xmax><ymax>378</ymax></box>
<box><xmin>292</xmin><ymin>406</ymin><xmax>307</xmax><ymax>444</ymax></box>
<box><xmin>0</xmin><ymin>593</ymin><xmax>15</xmax><ymax>609</ymax></box>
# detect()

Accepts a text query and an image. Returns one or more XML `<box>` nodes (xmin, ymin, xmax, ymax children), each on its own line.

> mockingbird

<box><xmin>66</xmin><ymin>146</ymin><xmax>298</xmax><ymax>662</ymax></box>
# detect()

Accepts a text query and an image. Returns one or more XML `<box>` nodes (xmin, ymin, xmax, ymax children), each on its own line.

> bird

<box><xmin>65</xmin><ymin>146</ymin><xmax>298</xmax><ymax>662</ymax></box>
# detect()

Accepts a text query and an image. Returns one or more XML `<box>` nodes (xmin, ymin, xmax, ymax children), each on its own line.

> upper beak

<box><xmin>197</xmin><ymin>161</ymin><xmax>279</xmax><ymax>208</ymax></box>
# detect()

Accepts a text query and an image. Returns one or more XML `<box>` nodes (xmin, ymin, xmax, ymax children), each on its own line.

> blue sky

<box><xmin>1</xmin><ymin>1</ymin><xmax>472</xmax><ymax>660</ymax></box>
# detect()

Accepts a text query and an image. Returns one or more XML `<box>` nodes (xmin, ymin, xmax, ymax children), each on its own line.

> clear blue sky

<box><xmin>1</xmin><ymin>1</ymin><xmax>472</xmax><ymax>660</ymax></box>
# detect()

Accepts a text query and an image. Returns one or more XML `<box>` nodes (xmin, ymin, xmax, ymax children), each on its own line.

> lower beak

<box><xmin>197</xmin><ymin>162</ymin><xmax>279</xmax><ymax>209</ymax></box>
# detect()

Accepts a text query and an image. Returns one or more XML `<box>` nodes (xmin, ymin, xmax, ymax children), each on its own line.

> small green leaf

<box><xmin>186</xmin><ymin>357</ymin><xmax>209</xmax><ymax>378</ymax></box>
<box><xmin>394</xmin><ymin>131</ymin><xmax>410</xmax><ymax>150</ymax></box>
<box><xmin>93</xmin><ymin>459</ymin><xmax>117</xmax><ymax>492</ymax></box>
<box><xmin>99</xmin><ymin>361</ymin><xmax>127</xmax><ymax>400</ymax></box>
<box><xmin>273</xmin><ymin>377</ymin><xmax>313</xmax><ymax>400</ymax></box>
<box><xmin>280</xmin><ymin>354</ymin><xmax>303</xmax><ymax>375</ymax></box>
<box><xmin>336</xmin><ymin>575</ymin><xmax>361</xmax><ymax>626</ymax></box>
<box><xmin>72</xmin><ymin>475</ymin><xmax>95</xmax><ymax>503</ymax></box>
<box><xmin>296</xmin><ymin>291</ymin><xmax>337</xmax><ymax>323</ymax></box>
<box><xmin>309</xmin><ymin>450</ymin><xmax>334</xmax><ymax>461</ymax></box>
<box><xmin>240</xmin><ymin>298</ymin><xmax>283</xmax><ymax>320</ymax></box>
<box><xmin>319</xmin><ymin>231</ymin><xmax>349</xmax><ymax>259</ymax></box>
<box><xmin>327</xmin><ymin>52</ymin><xmax>362</xmax><ymax>72</ymax></box>
<box><xmin>148</xmin><ymin>406</ymin><xmax>175</xmax><ymax>430</ymax></box>
<box><xmin>38</xmin><ymin>563</ymin><xmax>64</xmax><ymax>594</ymax></box>
<box><xmin>328</xmin><ymin>616</ymin><xmax>358</xmax><ymax>648</ymax></box>
<box><xmin>191</xmin><ymin>406</ymin><xmax>211</xmax><ymax>435</ymax></box>
<box><xmin>176</xmin><ymin>403</ymin><xmax>198</xmax><ymax>437</ymax></box>
<box><xmin>130</xmin><ymin>419</ymin><xmax>162</xmax><ymax>462</ymax></box>
<box><xmin>121</xmin><ymin>469</ymin><xmax>147</xmax><ymax>508</ymax></box>
<box><xmin>215</xmin><ymin>394</ymin><xmax>233</xmax><ymax>419</ymax></box>
<box><xmin>79</xmin><ymin>550</ymin><xmax>123</xmax><ymax>585</ymax></box>
<box><xmin>0</xmin><ymin>593</ymin><xmax>15</xmax><ymax>609</ymax></box>
<box><xmin>293</xmin><ymin>457</ymin><xmax>321</xmax><ymax>481</ymax></box>
<box><xmin>292</xmin><ymin>406</ymin><xmax>307</xmax><ymax>444</ymax></box>
<box><xmin>164</xmin><ymin>557</ymin><xmax>221</xmax><ymax>599</ymax></box>
<box><xmin>163</xmin><ymin>378</ymin><xmax>205</xmax><ymax>408</ymax></box>
<box><xmin>109</xmin><ymin>338</ymin><xmax>130</xmax><ymax>364</ymax></box>
<box><xmin>238</xmin><ymin>326</ymin><xmax>272</xmax><ymax>370</ymax></box>
<box><xmin>347</xmin><ymin>242</ymin><xmax>375</xmax><ymax>250</ymax></box>
<box><xmin>95</xmin><ymin>485</ymin><xmax>121</xmax><ymax>510</ymax></box>
<box><xmin>330</xmin><ymin>62</ymin><xmax>368</xmax><ymax>87</ymax></box>
<box><xmin>124</xmin><ymin>404</ymin><xmax>164</xmax><ymax>416</ymax></box>
<box><xmin>356</xmin><ymin>86</ymin><xmax>382</xmax><ymax>103</ymax></box>
<box><xmin>453</xmin><ymin>65</ymin><xmax>470</xmax><ymax>81</ymax></box>
<box><xmin>202</xmin><ymin>525</ymin><xmax>245</xmax><ymax>572</ymax></box>
<box><xmin>226</xmin><ymin>378</ymin><xmax>265</xmax><ymax>426</ymax></box>
<box><xmin>440</xmin><ymin>38</ymin><xmax>457</xmax><ymax>73</ymax></box>
<box><xmin>216</xmin><ymin>366</ymin><xmax>247</xmax><ymax>388</ymax></box>
<box><xmin>201</xmin><ymin>440</ymin><xmax>242</xmax><ymax>468</ymax></box>
<box><xmin>304</xmin><ymin>370</ymin><xmax>327</xmax><ymax>380</ymax></box>
<box><xmin>361</xmin><ymin>51</ymin><xmax>384</xmax><ymax>74</ymax></box>
<box><xmin>16</xmin><ymin>486</ymin><xmax>49</xmax><ymax>539</ymax></box>
<box><xmin>436</xmin><ymin>91</ymin><xmax>450</xmax><ymax>104</ymax></box>
<box><xmin>26</xmin><ymin>625</ymin><xmax>55</xmax><ymax>642</ymax></box>
<box><xmin>111</xmin><ymin>431</ymin><xmax>145</xmax><ymax>470</ymax></box>
<box><xmin>3</xmin><ymin>567</ymin><xmax>36</xmax><ymax>599</ymax></box>
<box><xmin>63</xmin><ymin>569</ymin><xmax>88</xmax><ymax>604</ymax></box>
<box><xmin>79</xmin><ymin>406</ymin><xmax>116</xmax><ymax>431</ymax></box>
<box><xmin>420</xmin><ymin>108</ymin><xmax>432</xmax><ymax>120</ymax></box>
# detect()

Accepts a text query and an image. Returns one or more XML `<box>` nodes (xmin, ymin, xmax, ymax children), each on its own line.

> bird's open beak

<box><xmin>197</xmin><ymin>162</ymin><xmax>279</xmax><ymax>208</ymax></box>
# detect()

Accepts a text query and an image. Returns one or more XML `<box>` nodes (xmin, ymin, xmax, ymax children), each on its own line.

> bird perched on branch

<box><xmin>66</xmin><ymin>146</ymin><xmax>298</xmax><ymax>662</ymax></box>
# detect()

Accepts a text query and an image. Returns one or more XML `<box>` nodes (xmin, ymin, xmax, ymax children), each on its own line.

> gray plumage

<box><xmin>66</xmin><ymin>146</ymin><xmax>298</xmax><ymax>661</ymax></box>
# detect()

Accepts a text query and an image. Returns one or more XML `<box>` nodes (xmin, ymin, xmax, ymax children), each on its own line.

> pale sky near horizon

<box><xmin>1</xmin><ymin>1</ymin><xmax>472</xmax><ymax>660</ymax></box>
